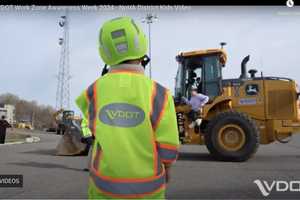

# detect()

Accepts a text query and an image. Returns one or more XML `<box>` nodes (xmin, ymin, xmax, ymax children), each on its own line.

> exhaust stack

<box><xmin>240</xmin><ymin>55</ymin><xmax>250</xmax><ymax>79</ymax></box>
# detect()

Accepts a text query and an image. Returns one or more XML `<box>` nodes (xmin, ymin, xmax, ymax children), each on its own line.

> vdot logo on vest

<box><xmin>254</xmin><ymin>179</ymin><xmax>300</xmax><ymax>197</ymax></box>
<box><xmin>99</xmin><ymin>103</ymin><xmax>145</xmax><ymax>127</ymax></box>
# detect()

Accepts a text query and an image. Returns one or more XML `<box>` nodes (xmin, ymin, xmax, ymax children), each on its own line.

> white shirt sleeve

<box><xmin>182</xmin><ymin>97</ymin><xmax>191</xmax><ymax>105</ymax></box>
<box><xmin>196</xmin><ymin>93</ymin><xmax>209</xmax><ymax>107</ymax></box>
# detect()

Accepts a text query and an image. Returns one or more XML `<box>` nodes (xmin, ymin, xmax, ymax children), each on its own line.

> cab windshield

<box><xmin>175</xmin><ymin>54</ymin><xmax>222</xmax><ymax>99</ymax></box>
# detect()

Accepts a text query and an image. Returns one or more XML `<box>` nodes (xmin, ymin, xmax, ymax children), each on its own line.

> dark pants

<box><xmin>0</xmin><ymin>131</ymin><xmax>6</xmax><ymax>144</ymax></box>
<box><xmin>57</xmin><ymin>124</ymin><xmax>66</xmax><ymax>135</ymax></box>
<box><xmin>84</xmin><ymin>141</ymin><xmax>94</xmax><ymax>171</ymax></box>
<box><xmin>188</xmin><ymin>110</ymin><xmax>198</xmax><ymax>121</ymax></box>
<box><xmin>82</xmin><ymin>143</ymin><xmax>91</xmax><ymax>155</ymax></box>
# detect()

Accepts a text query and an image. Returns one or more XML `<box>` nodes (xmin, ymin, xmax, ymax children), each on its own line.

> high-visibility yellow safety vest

<box><xmin>81</xmin><ymin>116</ymin><xmax>92</xmax><ymax>138</ymax></box>
<box><xmin>76</xmin><ymin>69</ymin><xmax>179</xmax><ymax>199</ymax></box>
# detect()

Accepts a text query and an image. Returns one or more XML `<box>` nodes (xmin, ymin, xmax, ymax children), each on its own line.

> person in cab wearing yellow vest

<box><xmin>75</xmin><ymin>16</ymin><xmax>179</xmax><ymax>199</ymax></box>
<box><xmin>80</xmin><ymin>116</ymin><xmax>93</xmax><ymax>172</ymax></box>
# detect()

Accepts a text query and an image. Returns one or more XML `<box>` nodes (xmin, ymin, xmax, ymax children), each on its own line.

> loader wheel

<box><xmin>205</xmin><ymin>111</ymin><xmax>259</xmax><ymax>162</ymax></box>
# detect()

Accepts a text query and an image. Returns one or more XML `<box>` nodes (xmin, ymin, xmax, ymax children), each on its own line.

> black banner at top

<box><xmin>0</xmin><ymin>0</ymin><xmax>298</xmax><ymax>6</ymax></box>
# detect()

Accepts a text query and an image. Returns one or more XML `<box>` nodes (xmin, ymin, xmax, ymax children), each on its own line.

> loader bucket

<box><xmin>56</xmin><ymin>129</ymin><xmax>87</xmax><ymax>156</ymax></box>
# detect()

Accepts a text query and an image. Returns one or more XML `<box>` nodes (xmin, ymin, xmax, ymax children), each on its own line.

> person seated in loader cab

<box><xmin>182</xmin><ymin>86</ymin><xmax>209</xmax><ymax>129</ymax></box>
<box><xmin>196</xmin><ymin>77</ymin><xmax>202</xmax><ymax>93</ymax></box>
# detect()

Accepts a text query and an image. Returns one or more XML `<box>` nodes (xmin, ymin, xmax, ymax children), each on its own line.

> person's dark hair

<box><xmin>1</xmin><ymin>115</ymin><xmax>5</xmax><ymax>120</ymax></box>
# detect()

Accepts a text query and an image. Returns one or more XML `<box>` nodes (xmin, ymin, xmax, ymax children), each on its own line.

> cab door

<box><xmin>203</xmin><ymin>55</ymin><xmax>223</xmax><ymax>98</ymax></box>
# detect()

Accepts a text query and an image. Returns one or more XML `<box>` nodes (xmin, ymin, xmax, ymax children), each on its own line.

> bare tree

<box><xmin>0</xmin><ymin>93</ymin><xmax>56</xmax><ymax>130</ymax></box>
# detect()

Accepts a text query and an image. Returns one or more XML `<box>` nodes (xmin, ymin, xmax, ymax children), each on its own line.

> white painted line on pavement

<box><xmin>0</xmin><ymin>136</ymin><xmax>41</xmax><ymax>146</ymax></box>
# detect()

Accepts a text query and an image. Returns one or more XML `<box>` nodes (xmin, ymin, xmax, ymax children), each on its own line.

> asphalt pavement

<box><xmin>1</xmin><ymin>131</ymin><xmax>300</xmax><ymax>199</ymax></box>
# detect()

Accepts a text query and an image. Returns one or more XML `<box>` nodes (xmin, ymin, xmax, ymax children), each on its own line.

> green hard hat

<box><xmin>98</xmin><ymin>16</ymin><xmax>148</xmax><ymax>66</ymax></box>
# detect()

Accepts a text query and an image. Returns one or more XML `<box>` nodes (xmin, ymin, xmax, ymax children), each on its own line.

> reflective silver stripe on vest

<box><xmin>87</xmin><ymin>83</ymin><xmax>96</xmax><ymax>134</ymax></box>
<box><xmin>90</xmin><ymin>170</ymin><xmax>165</xmax><ymax>196</ymax></box>
<box><xmin>157</xmin><ymin>146</ymin><xmax>178</xmax><ymax>161</ymax></box>
<box><xmin>93</xmin><ymin>143</ymin><xmax>101</xmax><ymax>170</ymax></box>
<box><xmin>155</xmin><ymin>154</ymin><xmax>163</xmax><ymax>176</ymax></box>
<box><xmin>151</xmin><ymin>82</ymin><xmax>167</xmax><ymax>131</ymax></box>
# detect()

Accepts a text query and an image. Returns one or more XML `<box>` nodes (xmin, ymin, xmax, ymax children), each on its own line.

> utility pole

<box><xmin>56</xmin><ymin>11</ymin><xmax>71</xmax><ymax>110</ymax></box>
<box><xmin>142</xmin><ymin>13</ymin><xmax>158</xmax><ymax>79</ymax></box>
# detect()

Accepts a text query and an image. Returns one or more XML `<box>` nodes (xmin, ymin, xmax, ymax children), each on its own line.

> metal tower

<box><xmin>56</xmin><ymin>12</ymin><xmax>71</xmax><ymax>110</ymax></box>
<box><xmin>142</xmin><ymin>13</ymin><xmax>158</xmax><ymax>79</ymax></box>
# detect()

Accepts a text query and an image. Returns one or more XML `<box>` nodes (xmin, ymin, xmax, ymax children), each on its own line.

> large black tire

<box><xmin>205</xmin><ymin>111</ymin><xmax>259</xmax><ymax>162</ymax></box>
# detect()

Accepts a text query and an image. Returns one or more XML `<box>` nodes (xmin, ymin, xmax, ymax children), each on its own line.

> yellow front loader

<box><xmin>174</xmin><ymin>44</ymin><xmax>300</xmax><ymax>161</ymax></box>
<box><xmin>17</xmin><ymin>120</ymin><xmax>33</xmax><ymax>130</ymax></box>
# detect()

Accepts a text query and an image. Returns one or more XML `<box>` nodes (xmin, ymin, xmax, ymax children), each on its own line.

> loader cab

<box><xmin>175</xmin><ymin>49</ymin><xmax>227</xmax><ymax>100</ymax></box>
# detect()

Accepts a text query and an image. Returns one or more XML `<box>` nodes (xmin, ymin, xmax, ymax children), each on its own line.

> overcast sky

<box><xmin>0</xmin><ymin>6</ymin><xmax>299</xmax><ymax>114</ymax></box>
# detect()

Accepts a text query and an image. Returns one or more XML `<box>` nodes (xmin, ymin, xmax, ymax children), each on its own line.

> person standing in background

<box><xmin>0</xmin><ymin>115</ymin><xmax>12</xmax><ymax>144</ymax></box>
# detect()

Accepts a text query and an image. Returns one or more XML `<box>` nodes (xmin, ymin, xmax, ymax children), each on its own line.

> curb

<box><xmin>0</xmin><ymin>136</ymin><xmax>41</xmax><ymax>146</ymax></box>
